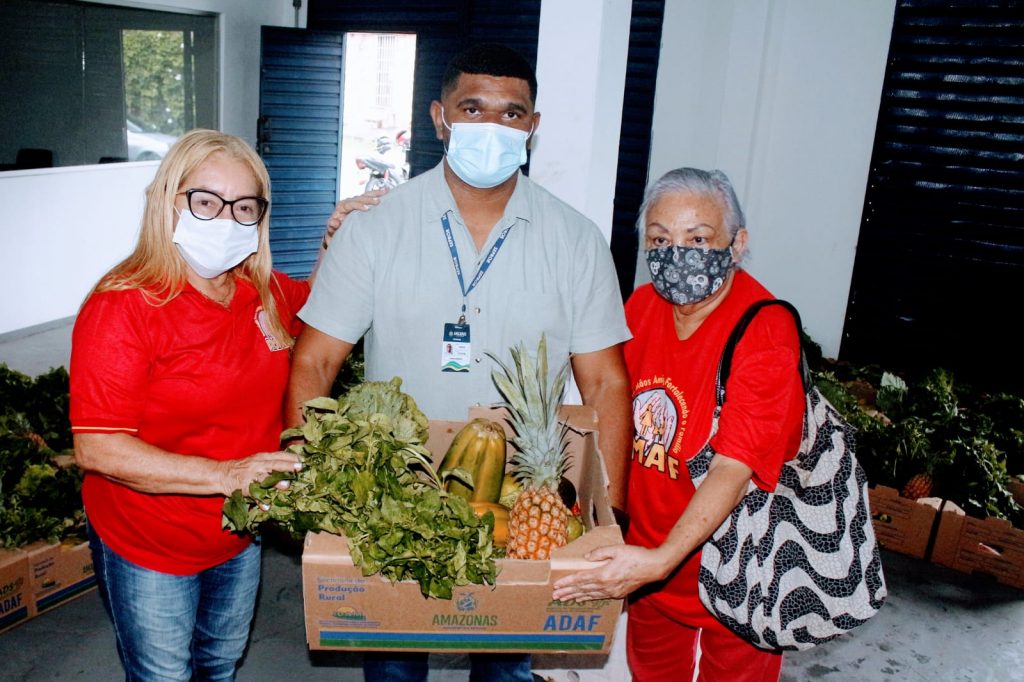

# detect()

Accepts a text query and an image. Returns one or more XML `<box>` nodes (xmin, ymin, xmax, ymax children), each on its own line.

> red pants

<box><xmin>626</xmin><ymin>597</ymin><xmax>782</xmax><ymax>682</ymax></box>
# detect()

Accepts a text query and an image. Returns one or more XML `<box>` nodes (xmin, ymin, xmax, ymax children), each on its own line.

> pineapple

<box><xmin>901</xmin><ymin>472</ymin><xmax>934</xmax><ymax>500</ymax></box>
<box><xmin>488</xmin><ymin>335</ymin><xmax>572</xmax><ymax>560</ymax></box>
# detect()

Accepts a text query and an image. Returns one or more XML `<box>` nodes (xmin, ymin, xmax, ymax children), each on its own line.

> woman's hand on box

<box><xmin>551</xmin><ymin>544</ymin><xmax>673</xmax><ymax>602</ymax></box>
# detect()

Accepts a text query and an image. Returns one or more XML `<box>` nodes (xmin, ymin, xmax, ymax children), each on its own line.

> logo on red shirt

<box><xmin>632</xmin><ymin>383</ymin><xmax>688</xmax><ymax>481</ymax></box>
<box><xmin>254</xmin><ymin>307</ymin><xmax>289</xmax><ymax>352</ymax></box>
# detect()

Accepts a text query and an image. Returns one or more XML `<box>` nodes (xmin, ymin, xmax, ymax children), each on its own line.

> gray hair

<box><xmin>636</xmin><ymin>167</ymin><xmax>746</xmax><ymax>239</ymax></box>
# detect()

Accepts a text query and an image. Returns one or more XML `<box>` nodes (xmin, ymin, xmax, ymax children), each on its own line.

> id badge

<box><xmin>441</xmin><ymin>322</ymin><xmax>471</xmax><ymax>372</ymax></box>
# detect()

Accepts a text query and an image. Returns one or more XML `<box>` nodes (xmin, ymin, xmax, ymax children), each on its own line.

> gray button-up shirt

<box><xmin>300</xmin><ymin>162</ymin><xmax>630</xmax><ymax>420</ymax></box>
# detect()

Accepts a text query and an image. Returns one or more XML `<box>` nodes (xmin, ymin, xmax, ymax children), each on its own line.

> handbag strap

<box><xmin>715</xmin><ymin>299</ymin><xmax>811</xmax><ymax>408</ymax></box>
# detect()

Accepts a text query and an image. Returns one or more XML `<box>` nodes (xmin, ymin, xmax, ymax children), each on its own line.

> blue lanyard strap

<box><xmin>441</xmin><ymin>212</ymin><xmax>512</xmax><ymax>320</ymax></box>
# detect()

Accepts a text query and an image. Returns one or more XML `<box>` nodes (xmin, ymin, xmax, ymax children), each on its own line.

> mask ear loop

<box><xmin>440</xmin><ymin>107</ymin><xmax>454</xmax><ymax>155</ymax></box>
<box><xmin>727</xmin><ymin>233</ymin><xmax>742</xmax><ymax>263</ymax></box>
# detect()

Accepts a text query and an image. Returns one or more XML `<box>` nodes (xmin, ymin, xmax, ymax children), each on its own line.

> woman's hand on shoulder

<box><xmin>217</xmin><ymin>451</ymin><xmax>302</xmax><ymax>499</ymax></box>
<box><xmin>322</xmin><ymin>188</ymin><xmax>388</xmax><ymax>249</ymax></box>
<box><xmin>551</xmin><ymin>544</ymin><xmax>674</xmax><ymax>602</ymax></box>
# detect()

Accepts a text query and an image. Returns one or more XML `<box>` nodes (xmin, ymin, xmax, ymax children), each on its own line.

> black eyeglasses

<box><xmin>180</xmin><ymin>189</ymin><xmax>268</xmax><ymax>226</ymax></box>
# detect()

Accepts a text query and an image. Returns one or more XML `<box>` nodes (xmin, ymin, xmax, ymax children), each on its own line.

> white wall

<box><xmin>0</xmin><ymin>0</ymin><xmax>304</xmax><ymax>335</ymax></box>
<box><xmin>0</xmin><ymin>163</ymin><xmax>156</xmax><ymax>330</ymax></box>
<box><xmin>643</xmin><ymin>0</ymin><xmax>896</xmax><ymax>358</ymax></box>
<box><xmin>531</xmin><ymin>0</ymin><xmax>633</xmax><ymax>243</ymax></box>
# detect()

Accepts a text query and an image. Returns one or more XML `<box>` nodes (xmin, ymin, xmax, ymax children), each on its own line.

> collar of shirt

<box><xmin>183</xmin><ymin>274</ymin><xmax>258</xmax><ymax>307</ymax></box>
<box><xmin>425</xmin><ymin>161</ymin><xmax>533</xmax><ymax>243</ymax></box>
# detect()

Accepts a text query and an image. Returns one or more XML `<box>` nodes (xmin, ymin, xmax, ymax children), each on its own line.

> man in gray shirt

<box><xmin>287</xmin><ymin>43</ymin><xmax>631</xmax><ymax>682</ymax></box>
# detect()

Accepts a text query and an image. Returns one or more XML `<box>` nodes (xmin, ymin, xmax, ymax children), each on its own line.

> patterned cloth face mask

<box><xmin>646</xmin><ymin>243</ymin><xmax>736</xmax><ymax>305</ymax></box>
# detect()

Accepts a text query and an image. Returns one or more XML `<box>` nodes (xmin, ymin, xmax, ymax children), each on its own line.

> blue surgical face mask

<box><xmin>442</xmin><ymin>108</ymin><xmax>532</xmax><ymax>188</ymax></box>
<box><xmin>646</xmin><ymin>243</ymin><xmax>736</xmax><ymax>305</ymax></box>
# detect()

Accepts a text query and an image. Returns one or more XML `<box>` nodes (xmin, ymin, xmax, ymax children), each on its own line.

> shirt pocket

<box><xmin>496</xmin><ymin>290</ymin><xmax>571</xmax><ymax>367</ymax></box>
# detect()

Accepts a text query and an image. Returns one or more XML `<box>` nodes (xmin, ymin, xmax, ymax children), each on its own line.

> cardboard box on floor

<box><xmin>0</xmin><ymin>548</ymin><xmax>31</xmax><ymax>634</ymax></box>
<box><xmin>25</xmin><ymin>539</ymin><xmax>96</xmax><ymax>616</ymax></box>
<box><xmin>869</xmin><ymin>485</ymin><xmax>943</xmax><ymax>560</ymax></box>
<box><xmin>302</xmin><ymin>405</ymin><xmax>624</xmax><ymax>654</ymax></box>
<box><xmin>869</xmin><ymin>484</ymin><xmax>1024</xmax><ymax>590</ymax></box>
<box><xmin>0</xmin><ymin>538</ymin><xmax>94</xmax><ymax>635</ymax></box>
<box><xmin>931</xmin><ymin>500</ymin><xmax>1024</xmax><ymax>590</ymax></box>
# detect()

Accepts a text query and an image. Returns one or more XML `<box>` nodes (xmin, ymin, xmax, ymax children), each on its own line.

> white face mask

<box><xmin>172</xmin><ymin>209</ymin><xmax>259</xmax><ymax>279</ymax></box>
<box><xmin>442</xmin><ymin>108</ymin><xmax>532</xmax><ymax>188</ymax></box>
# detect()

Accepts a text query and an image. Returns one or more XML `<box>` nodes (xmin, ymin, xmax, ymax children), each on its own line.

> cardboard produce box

<box><xmin>868</xmin><ymin>485</ymin><xmax>943</xmax><ymax>560</ymax></box>
<box><xmin>302</xmin><ymin>406</ymin><xmax>624</xmax><ymax>654</ymax></box>
<box><xmin>25</xmin><ymin>539</ymin><xmax>96</xmax><ymax>615</ymax></box>
<box><xmin>931</xmin><ymin>501</ymin><xmax>1024</xmax><ymax>589</ymax></box>
<box><xmin>0</xmin><ymin>548</ymin><xmax>31</xmax><ymax>634</ymax></box>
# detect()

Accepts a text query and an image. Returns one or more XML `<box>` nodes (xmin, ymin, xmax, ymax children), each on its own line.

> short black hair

<box><xmin>441</xmin><ymin>43</ymin><xmax>538</xmax><ymax>105</ymax></box>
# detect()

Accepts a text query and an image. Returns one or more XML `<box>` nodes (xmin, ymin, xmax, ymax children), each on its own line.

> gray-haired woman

<box><xmin>553</xmin><ymin>168</ymin><xmax>805</xmax><ymax>681</ymax></box>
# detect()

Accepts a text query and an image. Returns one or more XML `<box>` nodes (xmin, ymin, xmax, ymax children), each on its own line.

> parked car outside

<box><xmin>126</xmin><ymin>117</ymin><xmax>178</xmax><ymax>161</ymax></box>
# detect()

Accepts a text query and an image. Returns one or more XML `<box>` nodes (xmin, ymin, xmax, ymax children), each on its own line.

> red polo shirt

<box><xmin>70</xmin><ymin>273</ymin><xmax>308</xmax><ymax>574</ymax></box>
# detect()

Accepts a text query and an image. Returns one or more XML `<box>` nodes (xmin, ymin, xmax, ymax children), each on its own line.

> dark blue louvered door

<box><xmin>259</xmin><ymin>27</ymin><xmax>345</xmax><ymax>279</ymax></box>
<box><xmin>841</xmin><ymin>0</ymin><xmax>1024</xmax><ymax>391</ymax></box>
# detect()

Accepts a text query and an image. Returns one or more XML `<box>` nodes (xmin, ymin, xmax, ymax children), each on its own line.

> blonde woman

<box><xmin>71</xmin><ymin>130</ymin><xmax>308</xmax><ymax>681</ymax></box>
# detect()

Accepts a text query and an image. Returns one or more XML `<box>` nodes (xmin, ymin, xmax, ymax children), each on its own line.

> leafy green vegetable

<box><xmin>0</xmin><ymin>364</ymin><xmax>72</xmax><ymax>451</ymax></box>
<box><xmin>812</xmin><ymin>362</ymin><xmax>1023</xmax><ymax>526</ymax></box>
<box><xmin>222</xmin><ymin>377</ymin><xmax>497</xmax><ymax>599</ymax></box>
<box><xmin>0</xmin><ymin>364</ymin><xmax>83</xmax><ymax>548</ymax></box>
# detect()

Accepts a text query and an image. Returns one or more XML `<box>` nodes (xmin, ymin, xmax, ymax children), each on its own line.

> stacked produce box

<box><xmin>0</xmin><ymin>365</ymin><xmax>94</xmax><ymax>634</ymax></box>
<box><xmin>223</xmin><ymin>340</ymin><xmax>624</xmax><ymax>654</ymax></box>
<box><xmin>811</xmin><ymin>355</ymin><xmax>1024</xmax><ymax>588</ymax></box>
<box><xmin>301</xmin><ymin>405</ymin><xmax>622</xmax><ymax>654</ymax></box>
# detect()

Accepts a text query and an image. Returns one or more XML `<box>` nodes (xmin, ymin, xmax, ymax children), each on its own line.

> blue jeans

<box><xmin>363</xmin><ymin>652</ymin><xmax>534</xmax><ymax>682</ymax></box>
<box><xmin>88</xmin><ymin>523</ymin><xmax>261</xmax><ymax>682</ymax></box>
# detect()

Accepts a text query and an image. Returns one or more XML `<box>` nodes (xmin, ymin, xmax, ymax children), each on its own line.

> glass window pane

<box><xmin>122</xmin><ymin>29</ymin><xmax>185</xmax><ymax>161</ymax></box>
<box><xmin>0</xmin><ymin>0</ymin><xmax>214</xmax><ymax>170</ymax></box>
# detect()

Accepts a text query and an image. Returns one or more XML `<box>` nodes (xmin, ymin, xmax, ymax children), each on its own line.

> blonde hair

<box><xmin>90</xmin><ymin>129</ymin><xmax>293</xmax><ymax>347</ymax></box>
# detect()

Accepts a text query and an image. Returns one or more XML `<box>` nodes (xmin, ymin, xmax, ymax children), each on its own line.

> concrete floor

<box><xmin>3</xmin><ymin>320</ymin><xmax>1023</xmax><ymax>681</ymax></box>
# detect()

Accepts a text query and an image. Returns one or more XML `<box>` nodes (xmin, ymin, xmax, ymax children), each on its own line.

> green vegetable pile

<box><xmin>0</xmin><ymin>364</ymin><xmax>85</xmax><ymax>548</ymax></box>
<box><xmin>222</xmin><ymin>377</ymin><xmax>498</xmax><ymax>599</ymax></box>
<box><xmin>809</xmin><ymin>354</ymin><xmax>1024</xmax><ymax>526</ymax></box>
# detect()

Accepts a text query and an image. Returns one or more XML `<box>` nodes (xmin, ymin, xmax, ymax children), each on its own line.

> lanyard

<box><xmin>441</xmin><ymin>212</ymin><xmax>512</xmax><ymax>323</ymax></box>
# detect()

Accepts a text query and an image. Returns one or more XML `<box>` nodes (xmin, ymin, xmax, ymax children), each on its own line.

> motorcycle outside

<box><xmin>355</xmin><ymin>131</ymin><xmax>410</xmax><ymax>191</ymax></box>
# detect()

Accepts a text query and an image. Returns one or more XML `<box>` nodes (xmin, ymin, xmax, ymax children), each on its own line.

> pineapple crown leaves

<box><xmin>485</xmin><ymin>335</ymin><xmax>572</xmax><ymax>489</ymax></box>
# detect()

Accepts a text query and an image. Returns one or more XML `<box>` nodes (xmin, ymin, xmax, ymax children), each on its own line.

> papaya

<box><xmin>469</xmin><ymin>501</ymin><xmax>510</xmax><ymax>548</ymax></box>
<box><xmin>438</xmin><ymin>418</ymin><xmax>507</xmax><ymax>503</ymax></box>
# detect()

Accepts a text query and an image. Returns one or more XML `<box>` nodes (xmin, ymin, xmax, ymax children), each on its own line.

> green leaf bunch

<box><xmin>813</xmin><ymin>362</ymin><xmax>1023</xmax><ymax>525</ymax></box>
<box><xmin>222</xmin><ymin>377</ymin><xmax>497</xmax><ymax>599</ymax></box>
<box><xmin>0</xmin><ymin>364</ymin><xmax>72</xmax><ymax>452</ymax></box>
<box><xmin>0</xmin><ymin>364</ymin><xmax>83</xmax><ymax>548</ymax></box>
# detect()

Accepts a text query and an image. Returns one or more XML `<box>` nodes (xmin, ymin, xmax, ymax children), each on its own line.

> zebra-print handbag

<box><xmin>688</xmin><ymin>299</ymin><xmax>886</xmax><ymax>651</ymax></box>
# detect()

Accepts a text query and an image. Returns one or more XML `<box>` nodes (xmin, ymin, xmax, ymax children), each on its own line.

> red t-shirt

<box><xmin>623</xmin><ymin>271</ymin><xmax>804</xmax><ymax>628</ymax></box>
<box><xmin>70</xmin><ymin>273</ymin><xmax>309</xmax><ymax>574</ymax></box>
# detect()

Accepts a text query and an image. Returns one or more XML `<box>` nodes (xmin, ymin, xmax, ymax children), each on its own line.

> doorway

<box><xmin>339</xmin><ymin>33</ymin><xmax>416</xmax><ymax>198</ymax></box>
